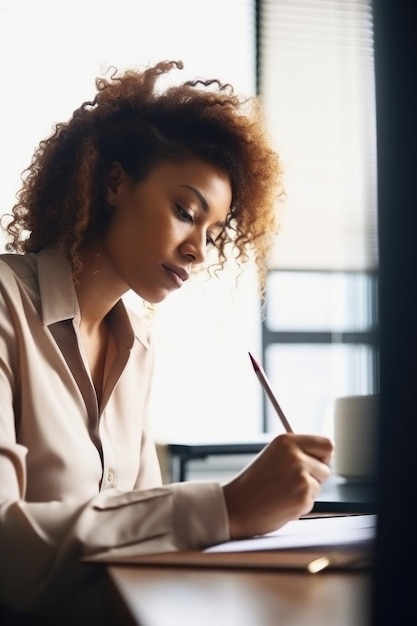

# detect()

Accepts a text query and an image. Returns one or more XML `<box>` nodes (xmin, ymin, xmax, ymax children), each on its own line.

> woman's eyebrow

<box><xmin>179</xmin><ymin>184</ymin><xmax>209</xmax><ymax>212</ymax></box>
<box><xmin>179</xmin><ymin>184</ymin><xmax>226</xmax><ymax>228</ymax></box>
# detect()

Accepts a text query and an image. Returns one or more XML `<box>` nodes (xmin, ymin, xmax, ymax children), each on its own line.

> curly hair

<box><xmin>2</xmin><ymin>60</ymin><xmax>283</xmax><ymax>295</ymax></box>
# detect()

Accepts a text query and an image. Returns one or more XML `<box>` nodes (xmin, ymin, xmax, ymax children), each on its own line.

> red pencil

<box><xmin>248</xmin><ymin>352</ymin><xmax>294</xmax><ymax>433</ymax></box>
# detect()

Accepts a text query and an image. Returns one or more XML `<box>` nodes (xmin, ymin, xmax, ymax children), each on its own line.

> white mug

<box><xmin>333</xmin><ymin>394</ymin><xmax>379</xmax><ymax>481</ymax></box>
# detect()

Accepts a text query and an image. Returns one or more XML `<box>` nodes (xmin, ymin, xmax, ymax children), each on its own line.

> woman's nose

<box><xmin>180</xmin><ymin>232</ymin><xmax>207</xmax><ymax>265</ymax></box>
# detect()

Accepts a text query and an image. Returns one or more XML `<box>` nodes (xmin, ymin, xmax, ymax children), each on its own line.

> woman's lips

<box><xmin>162</xmin><ymin>264</ymin><xmax>189</xmax><ymax>288</ymax></box>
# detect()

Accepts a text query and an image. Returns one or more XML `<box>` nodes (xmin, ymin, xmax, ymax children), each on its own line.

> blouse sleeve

<box><xmin>0</xmin><ymin>425</ymin><xmax>229</xmax><ymax>612</ymax></box>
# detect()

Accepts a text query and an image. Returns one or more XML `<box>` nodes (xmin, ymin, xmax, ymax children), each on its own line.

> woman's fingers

<box><xmin>301</xmin><ymin>451</ymin><xmax>332</xmax><ymax>483</ymax></box>
<box><xmin>223</xmin><ymin>432</ymin><xmax>334</xmax><ymax>540</ymax></box>
<box><xmin>290</xmin><ymin>433</ymin><xmax>334</xmax><ymax>465</ymax></box>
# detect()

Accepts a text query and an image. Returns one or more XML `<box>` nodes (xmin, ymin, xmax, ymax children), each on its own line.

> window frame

<box><xmin>261</xmin><ymin>268</ymin><xmax>379</xmax><ymax>432</ymax></box>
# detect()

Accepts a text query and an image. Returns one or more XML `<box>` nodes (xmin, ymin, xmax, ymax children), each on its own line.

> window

<box><xmin>262</xmin><ymin>269</ymin><xmax>378</xmax><ymax>436</ymax></box>
<box><xmin>258</xmin><ymin>0</ymin><xmax>378</xmax><ymax>436</ymax></box>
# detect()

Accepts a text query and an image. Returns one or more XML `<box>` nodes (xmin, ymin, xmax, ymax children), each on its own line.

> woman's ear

<box><xmin>105</xmin><ymin>162</ymin><xmax>127</xmax><ymax>204</ymax></box>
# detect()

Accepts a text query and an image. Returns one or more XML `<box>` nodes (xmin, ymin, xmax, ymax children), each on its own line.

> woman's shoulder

<box><xmin>0</xmin><ymin>252</ymin><xmax>37</xmax><ymax>281</ymax></box>
<box><xmin>0</xmin><ymin>254</ymin><xmax>40</xmax><ymax>317</ymax></box>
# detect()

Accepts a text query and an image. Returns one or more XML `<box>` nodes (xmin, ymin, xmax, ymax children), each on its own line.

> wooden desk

<box><xmin>106</xmin><ymin>565</ymin><xmax>371</xmax><ymax>626</ymax></box>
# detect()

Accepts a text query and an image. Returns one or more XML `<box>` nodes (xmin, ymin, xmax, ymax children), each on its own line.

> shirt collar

<box><xmin>37</xmin><ymin>246</ymin><xmax>78</xmax><ymax>326</ymax></box>
<box><xmin>37</xmin><ymin>246</ymin><xmax>150</xmax><ymax>349</ymax></box>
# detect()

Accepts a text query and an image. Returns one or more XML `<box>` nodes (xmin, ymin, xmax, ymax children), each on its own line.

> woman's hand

<box><xmin>222</xmin><ymin>433</ymin><xmax>333</xmax><ymax>540</ymax></box>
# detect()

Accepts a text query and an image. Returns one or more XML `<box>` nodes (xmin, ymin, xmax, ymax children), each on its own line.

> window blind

<box><xmin>259</xmin><ymin>0</ymin><xmax>377</xmax><ymax>270</ymax></box>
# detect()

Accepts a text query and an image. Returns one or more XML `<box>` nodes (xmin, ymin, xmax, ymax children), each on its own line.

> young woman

<box><xmin>0</xmin><ymin>60</ymin><xmax>333</xmax><ymax>621</ymax></box>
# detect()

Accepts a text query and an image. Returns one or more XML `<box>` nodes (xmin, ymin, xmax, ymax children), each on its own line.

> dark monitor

<box><xmin>372</xmin><ymin>0</ymin><xmax>417</xmax><ymax>623</ymax></box>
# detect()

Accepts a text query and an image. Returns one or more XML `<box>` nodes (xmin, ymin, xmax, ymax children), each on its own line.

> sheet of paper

<box><xmin>205</xmin><ymin>514</ymin><xmax>376</xmax><ymax>553</ymax></box>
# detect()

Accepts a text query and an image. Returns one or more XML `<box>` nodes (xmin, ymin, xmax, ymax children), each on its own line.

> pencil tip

<box><xmin>248</xmin><ymin>351</ymin><xmax>260</xmax><ymax>372</ymax></box>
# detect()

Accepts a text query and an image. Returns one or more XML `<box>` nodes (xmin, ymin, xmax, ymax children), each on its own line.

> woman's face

<box><xmin>102</xmin><ymin>158</ymin><xmax>232</xmax><ymax>303</ymax></box>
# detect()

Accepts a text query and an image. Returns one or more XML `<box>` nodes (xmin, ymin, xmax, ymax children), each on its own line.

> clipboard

<box><xmin>84</xmin><ymin>514</ymin><xmax>375</xmax><ymax>573</ymax></box>
<box><xmin>85</xmin><ymin>546</ymin><xmax>372</xmax><ymax>572</ymax></box>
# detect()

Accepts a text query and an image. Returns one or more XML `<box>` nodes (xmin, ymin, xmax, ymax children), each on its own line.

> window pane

<box><xmin>265</xmin><ymin>343</ymin><xmax>376</xmax><ymax>436</ymax></box>
<box><xmin>266</xmin><ymin>271</ymin><xmax>375</xmax><ymax>332</ymax></box>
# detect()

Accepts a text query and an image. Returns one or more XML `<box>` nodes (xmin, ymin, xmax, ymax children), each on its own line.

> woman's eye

<box><xmin>175</xmin><ymin>204</ymin><xmax>217</xmax><ymax>247</ymax></box>
<box><xmin>176</xmin><ymin>204</ymin><xmax>193</xmax><ymax>223</ymax></box>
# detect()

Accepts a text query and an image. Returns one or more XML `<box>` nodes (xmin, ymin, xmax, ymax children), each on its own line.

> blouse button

<box><xmin>107</xmin><ymin>468</ymin><xmax>114</xmax><ymax>483</ymax></box>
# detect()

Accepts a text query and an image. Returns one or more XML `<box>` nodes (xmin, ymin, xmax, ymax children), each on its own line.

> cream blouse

<box><xmin>0</xmin><ymin>247</ymin><xmax>229</xmax><ymax>611</ymax></box>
